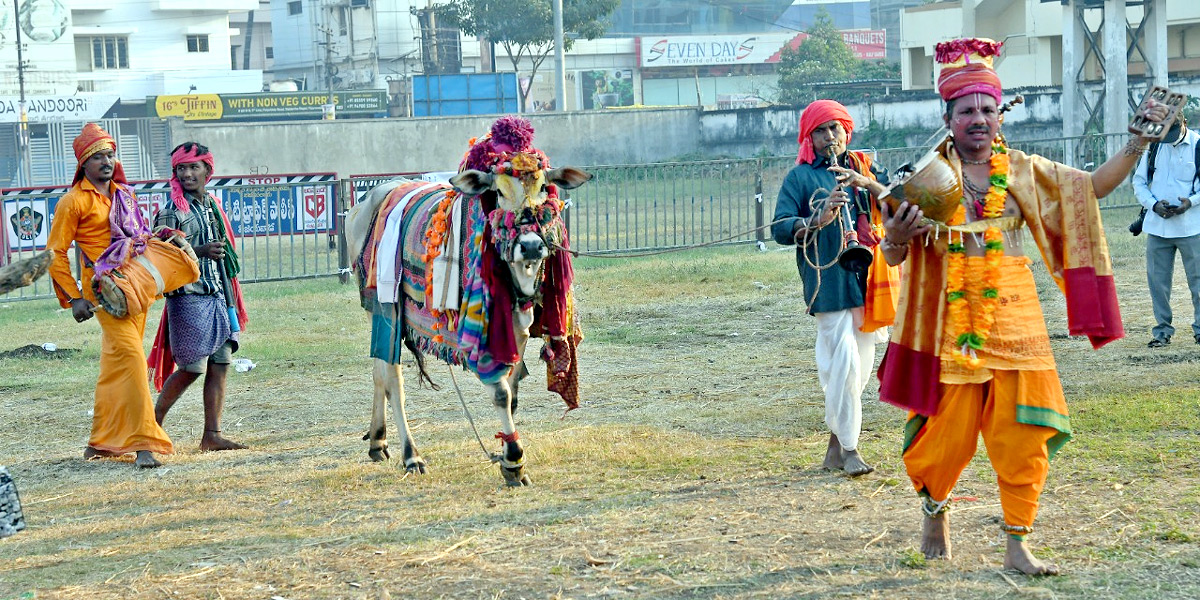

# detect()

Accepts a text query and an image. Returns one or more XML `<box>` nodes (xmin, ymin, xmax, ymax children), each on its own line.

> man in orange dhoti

<box><xmin>46</xmin><ymin>123</ymin><xmax>174</xmax><ymax>468</ymax></box>
<box><xmin>876</xmin><ymin>39</ymin><xmax>1171</xmax><ymax>574</ymax></box>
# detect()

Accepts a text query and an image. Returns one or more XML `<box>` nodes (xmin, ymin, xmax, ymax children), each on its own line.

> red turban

<box><xmin>796</xmin><ymin>100</ymin><xmax>854</xmax><ymax>165</ymax></box>
<box><xmin>935</xmin><ymin>38</ymin><xmax>1003</xmax><ymax>104</ymax></box>
<box><xmin>72</xmin><ymin>123</ymin><xmax>127</xmax><ymax>185</ymax></box>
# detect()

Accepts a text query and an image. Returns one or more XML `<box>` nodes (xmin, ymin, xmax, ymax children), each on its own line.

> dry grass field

<box><xmin>1</xmin><ymin>205</ymin><xmax>1199</xmax><ymax>599</ymax></box>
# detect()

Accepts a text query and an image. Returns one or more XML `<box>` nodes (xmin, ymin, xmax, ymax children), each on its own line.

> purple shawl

<box><xmin>92</xmin><ymin>186</ymin><xmax>152</xmax><ymax>280</ymax></box>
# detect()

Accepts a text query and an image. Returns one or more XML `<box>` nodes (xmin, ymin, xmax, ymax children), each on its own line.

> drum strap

<box><xmin>135</xmin><ymin>255</ymin><xmax>166</xmax><ymax>295</ymax></box>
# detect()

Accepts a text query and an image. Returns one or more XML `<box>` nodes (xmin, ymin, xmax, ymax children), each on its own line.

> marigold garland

<box><xmin>946</xmin><ymin>142</ymin><xmax>1008</xmax><ymax>368</ymax></box>
<box><xmin>424</xmin><ymin>189</ymin><xmax>461</xmax><ymax>342</ymax></box>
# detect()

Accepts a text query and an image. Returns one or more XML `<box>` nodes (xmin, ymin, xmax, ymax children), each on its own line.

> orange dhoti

<box><xmin>902</xmin><ymin>257</ymin><xmax>1071</xmax><ymax>531</ymax></box>
<box><xmin>83</xmin><ymin>264</ymin><xmax>174</xmax><ymax>456</ymax></box>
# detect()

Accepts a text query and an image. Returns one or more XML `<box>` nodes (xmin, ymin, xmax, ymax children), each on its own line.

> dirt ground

<box><xmin>2</xmin><ymin>210</ymin><xmax>1200</xmax><ymax>599</ymax></box>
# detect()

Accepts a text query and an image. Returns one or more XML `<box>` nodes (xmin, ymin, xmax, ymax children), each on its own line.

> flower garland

<box><xmin>946</xmin><ymin>142</ymin><xmax>1008</xmax><ymax>368</ymax></box>
<box><xmin>424</xmin><ymin>188</ymin><xmax>461</xmax><ymax>342</ymax></box>
<box><xmin>488</xmin><ymin>193</ymin><xmax>564</xmax><ymax>260</ymax></box>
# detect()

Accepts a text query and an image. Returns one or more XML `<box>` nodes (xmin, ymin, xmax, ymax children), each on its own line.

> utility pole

<box><xmin>552</xmin><ymin>0</ymin><xmax>565</xmax><ymax>111</ymax></box>
<box><xmin>13</xmin><ymin>0</ymin><xmax>32</xmax><ymax>185</ymax></box>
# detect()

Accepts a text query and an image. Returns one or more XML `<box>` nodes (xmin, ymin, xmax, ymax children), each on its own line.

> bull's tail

<box><xmin>403</xmin><ymin>337</ymin><xmax>441</xmax><ymax>390</ymax></box>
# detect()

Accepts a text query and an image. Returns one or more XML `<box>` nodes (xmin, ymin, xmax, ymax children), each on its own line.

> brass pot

<box><xmin>880</xmin><ymin>149</ymin><xmax>963</xmax><ymax>224</ymax></box>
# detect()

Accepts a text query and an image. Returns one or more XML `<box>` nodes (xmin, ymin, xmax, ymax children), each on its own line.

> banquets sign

<box><xmin>0</xmin><ymin>94</ymin><xmax>121</xmax><ymax>123</ymax></box>
<box><xmin>151</xmin><ymin>91</ymin><xmax>389</xmax><ymax>121</ymax></box>
<box><xmin>1</xmin><ymin>174</ymin><xmax>338</xmax><ymax>255</ymax></box>
<box><xmin>639</xmin><ymin>30</ymin><xmax>886</xmax><ymax>67</ymax></box>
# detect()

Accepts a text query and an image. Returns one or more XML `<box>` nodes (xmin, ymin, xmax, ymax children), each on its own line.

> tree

<box><xmin>774</xmin><ymin>9</ymin><xmax>859</xmax><ymax>105</ymax></box>
<box><xmin>440</xmin><ymin>0</ymin><xmax>621</xmax><ymax>112</ymax></box>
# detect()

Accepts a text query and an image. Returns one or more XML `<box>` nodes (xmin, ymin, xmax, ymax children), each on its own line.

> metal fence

<box><xmin>2</xmin><ymin>174</ymin><xmax>342</xmax><ymax>302</ymax></box>
<box><xmin>562</xmin><ymin>131</ymin><xmax>1131</xmax><ymax>255</ymax></box>
<box><xmin>2</xmin><ymin>132</ymin><xmax>1133</xmax><ymax>302</ymax></box>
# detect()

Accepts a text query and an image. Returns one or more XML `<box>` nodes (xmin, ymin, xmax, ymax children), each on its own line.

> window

<box><xmin>88</xmin><ymin>35</ymin><xmax>129</xmax><ymax>70</ymax></box>
<box><xmin>287</xmin><ymin>1</ymin><xmax>302</xmax><ymax>15</ymax></box>
<box><xmin>265</xmin><ymin>46</ymin><xmax>274</xmax><ymax>59</ymax></box>
<box><xmin>187</xmin><ymin>34</ymin><xmax>209</xmax><ymax>53</ymax></box>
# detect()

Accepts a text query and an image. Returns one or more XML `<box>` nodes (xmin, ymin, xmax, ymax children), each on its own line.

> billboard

<box><xmin>580</xmin><ymin>69</ymin><xmax>635</xmax><ymax>110</ymax></box>
<box><xmin>0</xmin><ymin>94</ymin><xmax>121</xmax><ymax>123</ymax></box>
<box><xmin>640</xmin><ymin>30</ymin><xmax>886</xmax><ymax>67</ymax></box>
<box><xmin>150</xmin><ymin>91</ymin><xmax>389</xmax><ymax>121</ymax></box>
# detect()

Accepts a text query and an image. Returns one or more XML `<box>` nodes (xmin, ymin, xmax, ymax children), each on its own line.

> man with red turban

<box><xmin>148</xmin><ymin>141</ymin><xmax>250</xmax><ymax>452</ymax></box>
<box><xmin>45</xmin><ymin>123</ymin><xmax>173</xmax><ymax>468</ymax></box>
<box><xmin>876</xmin><ymin>38</ymin><xmax>1172</xmax><ymax>575</ymax></box>
<box><xmin>771</xmin><ymin>99</ymin><xmax>895</xmax><ymax>477</ymax></box>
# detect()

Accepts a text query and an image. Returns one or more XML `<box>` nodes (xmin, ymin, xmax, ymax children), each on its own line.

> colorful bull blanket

<box><xmin>360</xmin><ymin>181</ymin><xmax>581</xmax><ymax>409</ymax></box>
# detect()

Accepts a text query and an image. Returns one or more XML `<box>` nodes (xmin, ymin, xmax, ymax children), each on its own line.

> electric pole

<box><xmin>552</xmin><ymin>0</ymin><xmax>565</xmax><ymax>111</ymax></box>
<box><xmin>13</xmin><ymin>0</ymin><xmax>31</xmax><ymax>185</ymax></box>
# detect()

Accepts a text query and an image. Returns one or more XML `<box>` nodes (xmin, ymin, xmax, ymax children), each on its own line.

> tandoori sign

<box><xmin>150</xmin><ymin>91</ymin><xmax>389</xmax><ymax>121</ymax></box>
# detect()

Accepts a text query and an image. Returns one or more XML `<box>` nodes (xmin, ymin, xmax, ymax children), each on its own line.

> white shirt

<box><xmin>1133</xmin><ymin>128</ymin><xmax>1200</xmax><ymax>239</ymax></box>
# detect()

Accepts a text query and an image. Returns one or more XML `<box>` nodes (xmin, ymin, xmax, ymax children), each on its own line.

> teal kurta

<box><xmin>771</xmin><ymin>152</ymin><xmax>889</xmax><ymax>314</ymax></box>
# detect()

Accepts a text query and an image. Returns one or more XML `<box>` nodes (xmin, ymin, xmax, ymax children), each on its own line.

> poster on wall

<box><xmin>298</xmin><ymin>185</ymin><xmax>329</xmax><ymax>231</ymax></box>
<box><xmin>580</xmin><ymin>70</ymin><xmax>634</xmax><ymax>110</ymax></box>
<box><xmin>4</xmin><ymin>199</ymin><xmax>49</xmax><ymax>253</ymax></box>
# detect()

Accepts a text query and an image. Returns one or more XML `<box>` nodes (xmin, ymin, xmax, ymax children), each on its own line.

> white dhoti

<box><xmin>814</xmin><ymin>307</ymin><xmax>877</xmax><ymax>452</ymax></box>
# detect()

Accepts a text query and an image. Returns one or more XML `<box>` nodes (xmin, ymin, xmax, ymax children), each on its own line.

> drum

<box><xmin>0</xmin><ymin>466</ymin><xmax>23</xmax><ymax>539</ymax></box>
<box><xmin>92</xmin><ymin>234</ymin><xmax>200</xmax><ymax>318</ymax></box>
<box><xmin>878</xmin><ymin>148</ymin><xmax>963</xmax><ymax>225</ymax></box>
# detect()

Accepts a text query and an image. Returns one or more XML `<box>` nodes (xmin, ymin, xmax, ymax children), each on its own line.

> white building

<box><xmin>899</xmin><ymin>0</ymin><xmax>1200</xmax><ymax>92</ymax></box>
<box><xmin>0</xmin><ymin>0</ymin><xmax>264</xmax><ymax>119</ymax></box>
<box><xmin>230</xmin><ymin>0</ymin><xmax>275</xmax><ymax>77</ymax></box>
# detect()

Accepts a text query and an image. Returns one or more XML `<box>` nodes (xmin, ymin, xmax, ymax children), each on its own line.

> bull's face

<box><xmin>451</xmin><ymin>163</ymin><xmax>592</xmax><ymax>301</ymax></box>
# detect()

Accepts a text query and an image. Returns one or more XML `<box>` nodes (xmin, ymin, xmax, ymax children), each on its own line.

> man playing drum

<box><xmin>876</xmin><ymin>38</ymin><xmax>1172</xmax><ymax>575</ymax></box>
<box><xmin>45</xmin><ymin>123</ymin><xmax>174</xmax><ymax>468</ymax></box>
<box><xmin>149</xmin><ymin>142</ymin><xmax>250</xmax><ymax>451</ymax></box>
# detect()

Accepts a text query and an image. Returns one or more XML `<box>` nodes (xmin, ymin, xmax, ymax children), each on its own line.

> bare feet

<box><xmin>822</xmin><ymin>433</ymin><xmax>844</xmax><ymax>470</ymax></box>
<box><xmin>83</xmin><ymin>447</ymin><xmax>121</xmax><ymax>460</ymax></box>
<box><xmin>921</xmin><ymin>513</ymin><xmax>952</xmax><ymax>560</ymax></box>
<box><xmin>200</xmin><ymin>432</ymin><xmax>248</xmax><ymax>452</ymax></box>
<box><xmin>1004</xmin><ymin>536</ymin><xmax>1060</xmax><ymax>575</ymax></box>
<box><xmin>841</xmin><ymin>449</ymin><xmax>874</xmax><ymax>476</ymax></box>
<box><xmin>134</xmin><ymin>451</ymin><xmax>162</xmax><ymax>469</ymax></box>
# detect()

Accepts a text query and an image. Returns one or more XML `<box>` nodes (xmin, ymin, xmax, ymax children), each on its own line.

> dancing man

<box><xmin>877</xmin><ymin>38</ymin><xmax>1171</xmax><ymax>574</ymax></box>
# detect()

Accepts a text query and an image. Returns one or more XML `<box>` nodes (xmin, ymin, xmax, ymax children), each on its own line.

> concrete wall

<box><xmin>169</xmin><ymin>76</ymin><xmax>1200</xmax><ymax>177</ymax></box>
<box><xmin>171</xmin><ymin>108</ymin><xmax>702</xmax><ymax>176</ymax></box>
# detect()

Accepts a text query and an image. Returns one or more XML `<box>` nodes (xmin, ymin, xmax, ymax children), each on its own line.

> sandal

<box><xmin>1148</xmin><ymin>337</ymin><xmax>1171</xmax><ymax>348</ymax></box>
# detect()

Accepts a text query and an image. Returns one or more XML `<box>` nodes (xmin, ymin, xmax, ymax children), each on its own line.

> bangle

<box><xmin>880</xmin><ymin>237</ymin><xmax>907</xmax><ymax>252</ymax></box>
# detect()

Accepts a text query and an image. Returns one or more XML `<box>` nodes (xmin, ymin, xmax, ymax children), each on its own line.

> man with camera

<box><xmin>1132</xmin><ymin>112</ymin><xmax>1200</xmax><ymax>348</ymax></box>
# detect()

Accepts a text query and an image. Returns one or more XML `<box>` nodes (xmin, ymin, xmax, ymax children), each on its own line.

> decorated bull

<box><xmin>345</xmin><ymin>117</ymin><xmax>591</xmax><ymax>486</ymax></box>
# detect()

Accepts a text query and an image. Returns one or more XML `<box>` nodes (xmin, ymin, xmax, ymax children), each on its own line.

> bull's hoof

<box><xmin>368</xmin><ymin>446</ymin><xmax>390</xmax><ymax>462</ymax></box>
<box><xmin>404</xmin><ymin>456</ymin><xmax>428</xmax><ymax>475</ymax></box>
<box><xmin>501</xmin><ymin>465</ymin><xmax>531</xmax><ymax>487</ymax></box>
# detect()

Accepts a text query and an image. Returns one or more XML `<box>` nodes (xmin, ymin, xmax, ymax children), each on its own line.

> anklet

<box><xmin>920</xmin><ymin>494</ymin><xmax>951</xmax><ymax>517</ymax></box>
<box><xmin>205</xmin><ymin>429</ymin><xmax>221</xmax><ymax>434</ymax></box>
<box><xmin>1001</xmin><ymin>524</ymin><xmax>1033</xmax><ymax>540</ymax></box>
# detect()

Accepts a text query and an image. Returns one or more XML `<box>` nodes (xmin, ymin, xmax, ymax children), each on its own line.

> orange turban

<box><xmin>935</xmin><ymin>38</ymin><xmax>1003</xmax><ymax>104</ymax></box>
<box><xmin>72</xmin><ymin>123</ymin><xmax>127</xmax><ymax>185</ymax></box>
<box><xmin>796</xmin><ymin>99</ymin><xmax>854</xmax><ymax>165</ymax></box>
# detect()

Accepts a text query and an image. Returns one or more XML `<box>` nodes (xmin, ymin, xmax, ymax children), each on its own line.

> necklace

<box><xmin>945</xmin><ymin>142</ymin><xmax>1009</xmax><ymax>369</ymax></box>
<box><xmin>961</xmin><ymin>155</ymin><xmax>992</xmax><ymax>165</ymax></box>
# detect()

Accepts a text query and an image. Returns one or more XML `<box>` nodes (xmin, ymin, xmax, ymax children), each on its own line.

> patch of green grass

<box><xmin>899</xmin><ymin>549</ymin><xmax>927</xmax><ymax>569</ymax></box>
